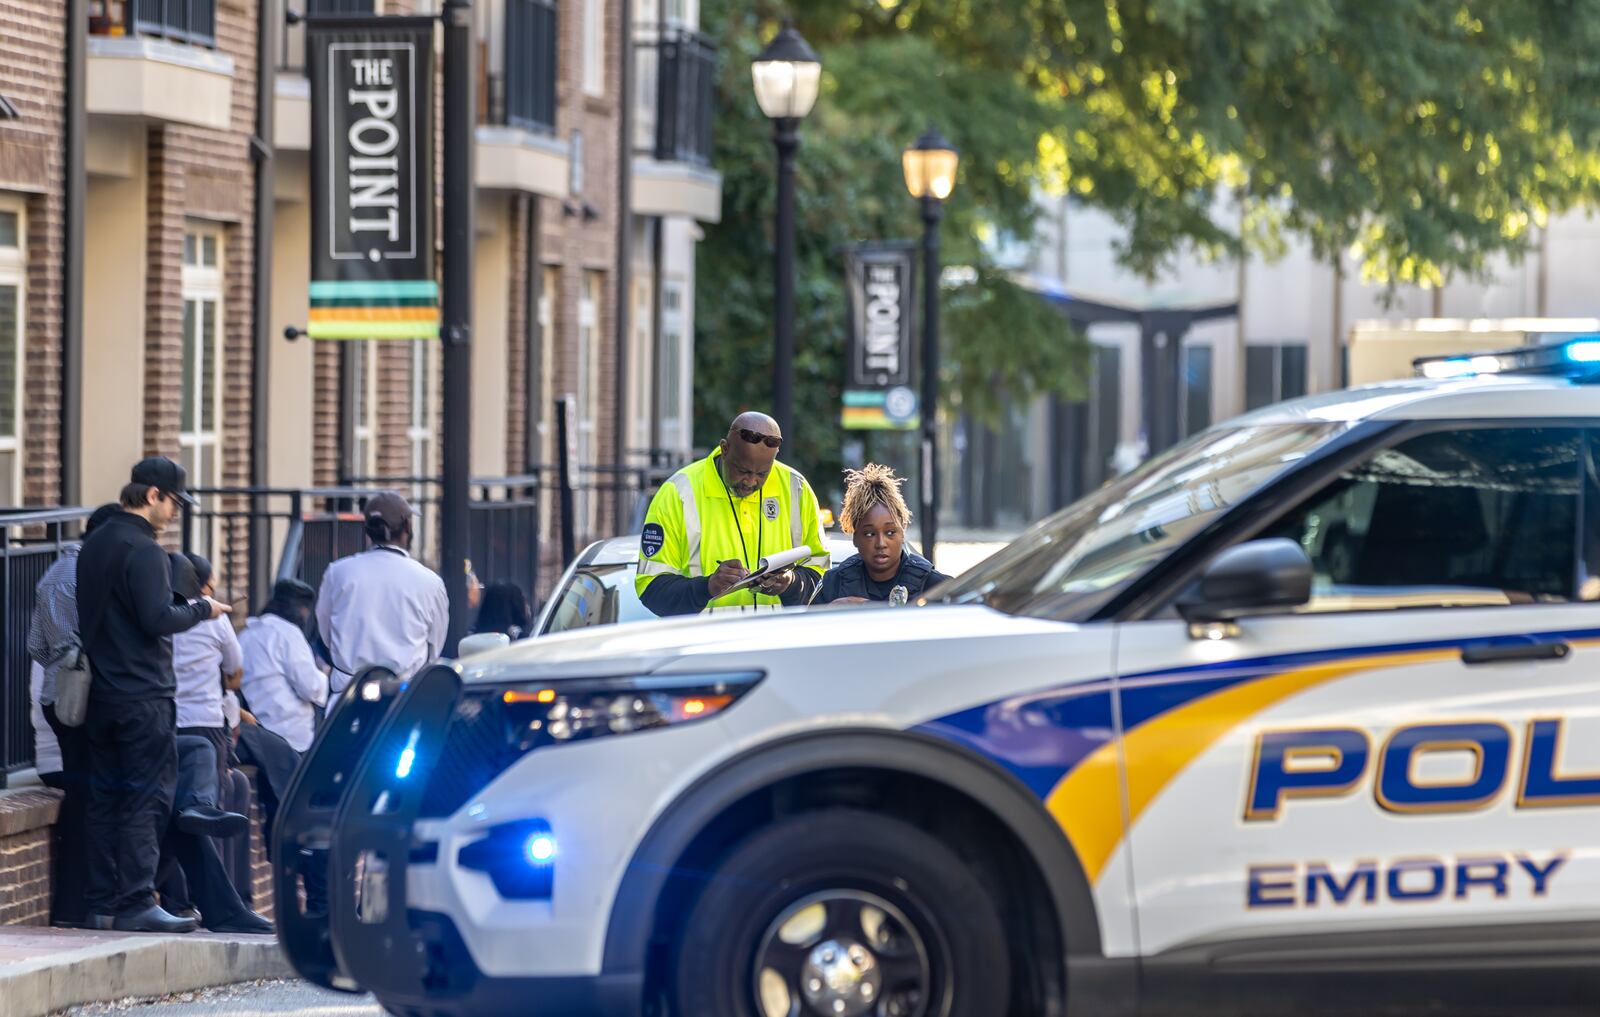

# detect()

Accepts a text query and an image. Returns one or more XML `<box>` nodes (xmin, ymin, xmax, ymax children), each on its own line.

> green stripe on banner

<box><xmin>310</xmin><ymin>296</ymin><xmax>441</xmax><ymax>309</ymax></box>
<box><xmin>309</xmin><ymin>280</ymin><xmax>440</xmax><ymax>300</ymax></box>
<box><xmin>306</xmin><ymin>320</ymin><xmax>440</xmax><ymax>340</ymax></box>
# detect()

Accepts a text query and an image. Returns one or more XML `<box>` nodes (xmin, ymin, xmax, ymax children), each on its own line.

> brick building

<box><xmin>0</xmin><ymin>0</ymin><xmax>721</xmax><ymax>598</ymax></box>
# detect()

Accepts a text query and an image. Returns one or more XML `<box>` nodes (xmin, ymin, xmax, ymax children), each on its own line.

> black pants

<box><xmin>42</xmin><ymin>703</ymin><xmax>91</xmax><ymax>926</ymax></box>
<box><xmin>85</xmin><ymin>696</ymin><xmax>177</xmax><ymax>917</ymax></box>
<box><xmin>221</xmin><ymin>768</ymin><xmax>254</xmax><ymax>907</ymax></box>
<box><xmin>155</xmin><ymin>735</ymin><xmax>223</xmax><ymax>911</ymax></box>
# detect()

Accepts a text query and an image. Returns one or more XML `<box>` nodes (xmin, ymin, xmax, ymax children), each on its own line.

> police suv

<box><xmin>277</xmin><ymin>342</ymin><xmax>1600</xmax><ymax>1017</ymax></box>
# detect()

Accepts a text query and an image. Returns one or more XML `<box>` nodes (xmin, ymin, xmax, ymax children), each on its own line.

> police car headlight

<box><xmin>494</xmin><ymin>671</ymin><xmax>762</xmax><ymax>746</ymax></box>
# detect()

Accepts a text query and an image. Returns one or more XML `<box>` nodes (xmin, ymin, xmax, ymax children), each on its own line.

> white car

<box><xmin>278</xmin><ymin>342</ymin><xmax>1600</xmax><ymax>1017</ymax></box>
<box><xmin>534</xmin><ymin>534</ymin><xmax>859</xmax><ymax>636</ymax></box>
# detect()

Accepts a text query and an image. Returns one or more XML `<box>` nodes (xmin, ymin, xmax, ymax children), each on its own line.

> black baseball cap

<box><xmin>130</xmin><ymin>456</ymin><xmax>197</xmax><ymax>506</ymax></box>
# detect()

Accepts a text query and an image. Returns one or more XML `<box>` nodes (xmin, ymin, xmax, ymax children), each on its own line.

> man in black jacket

<box><xmin>77</xmin><ymin>457</ymin><xmax>230</xmax><ymax>933</ymax></box>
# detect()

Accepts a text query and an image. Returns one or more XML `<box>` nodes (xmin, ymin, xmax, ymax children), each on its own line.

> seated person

<box><xmin>819</xmin><ymin>464</ymin><xmax>952</xmax><ymax>605</ymax></box>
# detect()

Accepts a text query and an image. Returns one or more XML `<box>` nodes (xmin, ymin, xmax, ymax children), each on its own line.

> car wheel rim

<box><xmin>751</xmin><ymin>889</ymin><xmax>935</xmax><ymax>1017</ymax></box>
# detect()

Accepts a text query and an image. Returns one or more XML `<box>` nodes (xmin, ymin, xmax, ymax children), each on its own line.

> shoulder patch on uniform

<box><xmin>641</xmin><ymin>522</ymin><xmax>665</xmax><ymax>558</ymax></box>
<box><xmin>763</xmin><ymin>497</ymin><xmax>780</xmax><ymax>521</ymax></box>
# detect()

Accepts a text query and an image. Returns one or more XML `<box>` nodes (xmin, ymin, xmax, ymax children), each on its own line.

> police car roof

<box><xmin>1237</xmin><ymin>373</ymin><xmax>1600</xmax><ymax>427</ymax></box>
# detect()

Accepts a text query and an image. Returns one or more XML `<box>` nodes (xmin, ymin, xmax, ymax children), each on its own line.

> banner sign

<box><xmin>308</xmin><ymin>16</ymin><xmax>438</xmax><ymax>340</ymax></box>
<box><xmin>842</xmin><ymin>242</ymin><xmax>919</xmax><ymax>430</ymax></box>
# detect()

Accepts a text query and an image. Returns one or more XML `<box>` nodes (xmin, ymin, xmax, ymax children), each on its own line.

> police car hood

<box><xmin>457</xmin><ymin>604</ymin><xmax>1067</xmax><ymax>684</ymax></box>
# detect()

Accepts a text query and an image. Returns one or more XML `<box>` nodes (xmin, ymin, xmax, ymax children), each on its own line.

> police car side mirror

<box><xmin>1176</xmin><ymin>538</ymin><xmax>1312</xmax><ymax>628</ymax></box>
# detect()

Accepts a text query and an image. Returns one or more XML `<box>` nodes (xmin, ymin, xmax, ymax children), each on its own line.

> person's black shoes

<box><xmin>111</xmin><ymin>904</ymin><xmax>199</xmax><ymax>934</ymax></box>
<box><xmin>170</xmin><ymin>906</ymin><xmax>202</xmax><ymax>924</ymax></box>
<box><xmin>175</xmin><ymin>804</ymin><xmax>250</xmax><ymax>838</ymax></box>
<box><xmin>207</xmin><ymin>910</ymin><xmax>274</xmax><ymax>935</ymax></box>
<box><xmin>85</xmin><ymin>914</ymin><xmax>116</xmax><ymax>931</ymax></box>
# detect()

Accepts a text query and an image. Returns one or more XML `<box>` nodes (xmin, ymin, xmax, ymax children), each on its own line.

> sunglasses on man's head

<box><xmin>737</xmin><ymin>428</ymin><xmax>782</xmax><ymax>449</ymax></box>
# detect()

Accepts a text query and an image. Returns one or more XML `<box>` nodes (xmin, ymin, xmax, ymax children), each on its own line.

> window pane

<box><xmin>181</xmin><ymin>300</ymin><xmax>197</xmax><ymax>433</ymax></box>
<box><xmin>1245</xmin><ymin>346</ymin><xmax>1276</xmax><ymax>410</ymax></box>
<box><xmin>1265</xmin><ymin>428</ymin><xmax>1582</xmax><ymax>610</ymax></box>
<box><xmin>0</xmin><ymin>211</ymin><xmax>18</xmax><ymax>249</ymax></box>
<box><xmin>201</xmin><ymin>301</ymin><xmax>218</xmax><ymax>431</ymax></box>
<box><xmin>0</xmin><ymin>449</ymin><xmax>13</xmax><ymax>506</ymax></box>
<box><xmin>0</xmin><ymin>285</ymin><xmax>17</xmax><ymax>439</ymax></box>
<box><xmin>202</xmin><ymin>234</ymin><xmax>218</xmax><ymax>268</ymax></box>
<box><xmin>1183</xmin><ymin>345</ymin><xmax>1212</xmax><ymax>438</ymax></box>
<box><xmin>1091</xmin><ymin>345</ymin><xmax>1120</xmax><ymax>487</ymax></box>
<box><xmin>1279</xmin><ymin>344</ymin><xmax>1308</xmax><ymax>401</ymax></box>
<box><xmin>183</xmin><ymin>233</ymin><xmax>197</xmax><ymax>266</ymax></box>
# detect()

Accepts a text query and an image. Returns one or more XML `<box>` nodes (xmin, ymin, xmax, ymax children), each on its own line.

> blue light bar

<box><xmin>394</xmin><ymin>726</ymin><xmax>422</xmax><ymax>779</ymax></box>
<box><xmin>1414</xmin><ymin>339</ymin><xmax>1600</xmax><ymax>380</ymax></box>
<box><xmin>524</xmin><ymin>833</ymin><xmax>557</xmax><ymax>865</ymax></box>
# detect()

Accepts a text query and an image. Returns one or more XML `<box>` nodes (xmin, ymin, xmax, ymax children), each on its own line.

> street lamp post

<box><xmin>902</xmin><ymin>126</ymin><xmax>959</xmax><ymax>564</ymax></box>
<box><xmin>752</xmin><ymin>19</ymin><xmax>820</xmax><ymax>438</ymax></box>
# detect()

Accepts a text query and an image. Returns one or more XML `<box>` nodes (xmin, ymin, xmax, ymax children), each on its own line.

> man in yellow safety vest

<box><xmin>636</xmin><ymin>412</ymin><xmax>830</xmax><ymax>616</ymax></box>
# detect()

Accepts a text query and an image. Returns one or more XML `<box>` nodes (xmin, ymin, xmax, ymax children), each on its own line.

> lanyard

<box><xmin>718</xmin><ymin>464</ymin><xmax>763</xmax><ymax>607</ymax></box>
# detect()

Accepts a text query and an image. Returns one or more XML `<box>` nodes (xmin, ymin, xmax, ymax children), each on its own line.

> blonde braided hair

<box><xmin>839</xmin><ymin>463</ymin><xmax>912</xmax><ymax>535</ymax></box>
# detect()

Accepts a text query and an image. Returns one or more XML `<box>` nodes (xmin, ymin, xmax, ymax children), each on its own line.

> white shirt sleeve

<box><xmin>316</xmin><ymin>564</ymin><xmax>341</xmax><ymax>666</ymax></box>
<box><xmin>218</xmin><ymin>619</ymin><xmax>244</xmax><ymax>677</ymax></box>
<box><xmin>281</xmin><ymin>624</ymin><xmax>329</xmax><ymax>708</ymax></box>
<box><xmin>428</xmin><ymin>576</ymin><xmax>449</xmax><ymax>660</ymax></box>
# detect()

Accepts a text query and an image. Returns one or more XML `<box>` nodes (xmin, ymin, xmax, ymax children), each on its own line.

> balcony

<box><xmin>86</xmin><ymin>0</ymin><xmax>234</xmax><ymax>130</ymax></box>
<box><xmin>633</xmin><ymin>25</ymin><xmax>721</xmax><ymax>222</ymax></box>
<box><xmin>476</xmin><ymin>0</ymin><xmax>567</xmax><ymax>198</ymax></box>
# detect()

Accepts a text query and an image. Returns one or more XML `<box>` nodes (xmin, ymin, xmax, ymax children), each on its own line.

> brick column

<box><xmin>505</xmin><ymin>195</ymin><xmax>531</xmax><ymax>473</ymax></box>
<box><xmin>143</xmin><ymin>126</ymin><xmax>185</xmax><ymax>459</ymax></box>
<box><xmin>0</xmin><ymin>789</ymin><xmax>63</xmax><ymax>927</ymax></box>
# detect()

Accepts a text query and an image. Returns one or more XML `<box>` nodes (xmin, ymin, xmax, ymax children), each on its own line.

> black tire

<box><xmin>672</xmin><ymin>808</ymin><xmax>1011</xmax><ymax>1017</ymax></box>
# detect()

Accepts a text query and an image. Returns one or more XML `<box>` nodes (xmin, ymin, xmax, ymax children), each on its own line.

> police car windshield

<box><xmin>934</xmin><ymin>422</ymin><xmax>1344</xmax><ymax>620</ymax></box>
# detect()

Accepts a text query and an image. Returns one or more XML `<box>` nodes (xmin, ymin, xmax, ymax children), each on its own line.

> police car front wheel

<box><xmin>671</xmin><ymin>809</ymin><xmax>1011</xmax><ymax>1017</ymax></box>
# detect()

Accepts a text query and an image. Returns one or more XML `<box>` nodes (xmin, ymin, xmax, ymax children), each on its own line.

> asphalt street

<box><xmin>57</xmin><ymin>980</ymin><xmax>380</xmax><ymax>1017</ymax></box>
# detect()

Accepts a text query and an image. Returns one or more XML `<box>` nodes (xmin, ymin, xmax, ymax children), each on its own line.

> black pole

<box><xmin>772</xmin><ymin>116</ymin><xmax>799</xmax><ymax>437</ymax></box>
<box><xmin>919</xmin><ymin>194</ymin><xmax>942</xmax><ymax>564</ymax></box>
<box><xmin>611</xmin><ymin>0</ymin><xmax>634</xmax><ymax>531</ymax></box>
<box><xmin>60</xmin><ymin>0</ymin><xmax>86</xmax><ymax>507</ymax></box>
<box><xmin>556</xmin><ymin>396</ymin><xmax>576</xmax><ymax>566</ymax></box>
<box><xmin>249</xmin><ymin>0</ymin><xmax>277</xmax><ymax>610</ymax></box>
<box><xmin>441</xmin><ymin>0</ymin><xmax>476</xmax><ymax>655</ymax></box>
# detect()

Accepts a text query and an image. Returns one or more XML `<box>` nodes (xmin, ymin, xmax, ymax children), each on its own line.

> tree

<box><xmin>695</xmin><ymin>0</ymin><xmax>1600</xmax><ymax>498</ymax></box>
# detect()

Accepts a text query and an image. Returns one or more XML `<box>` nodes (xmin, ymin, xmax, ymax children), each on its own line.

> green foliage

<box><xmin>695</xmin><ymin>0</ymin><xmax>1600</xmax><ymax>486</ymax></box>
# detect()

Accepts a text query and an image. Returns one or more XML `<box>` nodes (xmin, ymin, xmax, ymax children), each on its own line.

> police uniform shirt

<box><xmin>635</xmin><ymin>448</ymin><xmax>829</xmax><ymax>616</ymax></box>
<box><xmin>316</xmin><ymin>544</ymin><xmax>449</xmax><ymax>696</ymax></box>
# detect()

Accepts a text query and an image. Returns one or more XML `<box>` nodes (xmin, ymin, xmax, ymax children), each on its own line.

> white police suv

<box><xmin>277</xmin><ymin>341</ymin><xmax>1600</xmax><ymax>1017</ymax></box>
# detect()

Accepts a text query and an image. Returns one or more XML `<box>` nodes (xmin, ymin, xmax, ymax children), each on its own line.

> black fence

<box><xmin>492</xmin><ymin>0</ymin><xmax>559</xmax><ymax>135</ymax></box>
<box><xmin>635</xmin><ymin>25</ymin><xmax>716</xmax><ymax>166</ymax></box>
<box><xmin>1</xmin><ymin>508</ymin><xmax>94</xmax><ymax>787</ymax></box>
<box><xmin>113</xmin><ymin>0</ymin><xmax>217</xmax><ymax>46</ymax></box>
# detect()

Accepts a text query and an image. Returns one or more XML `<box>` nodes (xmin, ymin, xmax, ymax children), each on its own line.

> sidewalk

<box><xmin>0</xmin><ymin>927</ymin><xmax>289</xmax><ymax>1017</ymax></box>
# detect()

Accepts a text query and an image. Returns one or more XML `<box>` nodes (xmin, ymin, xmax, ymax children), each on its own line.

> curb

<box><xmin>0</xmin><ymin>934</ymin><xmax>291</xmax><ymax>1017</ymax></box>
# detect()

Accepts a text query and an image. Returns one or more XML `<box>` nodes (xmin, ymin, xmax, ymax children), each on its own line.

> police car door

<box><xmin>1110</xmin><ymin>423</ymin><xmax>1600</xmax><ymax>1010</ymax></box>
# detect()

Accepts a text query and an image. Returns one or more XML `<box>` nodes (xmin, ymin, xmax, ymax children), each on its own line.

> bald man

<box><xmin>635</xmin><ymin>412</ymin><xmax>830</xmax><ymax>616</ymax></box>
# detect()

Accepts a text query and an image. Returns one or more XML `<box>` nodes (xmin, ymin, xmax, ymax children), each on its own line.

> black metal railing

<box><xmin>1</xmin><ymin>507</ymin><xmax>94</xmax><ymax>787</ymax></box>
<box><xmin>278</xmin><ymin>0</ymin><xmax>376</xmax><ymax>73</ymax></box>
<box><xmin>93</xmin><ymin>0</ymin><xmax>217</xmax><ymax>46</ymax></box>
<box><xmin>489</xmin><ymin>0</ymin><xmax>558</xmax><ymax>135</ymax></box>
<box><xmin>635</xmin><ymin>25</ymin><xmax>716</xmax><ymax>166</ymax></box>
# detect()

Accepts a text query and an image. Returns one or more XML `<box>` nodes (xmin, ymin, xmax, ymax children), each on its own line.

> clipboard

<box><xmin>722</xmin><ymin>546</ymin><xmax>815</xmax><ymax>595</ymax></box>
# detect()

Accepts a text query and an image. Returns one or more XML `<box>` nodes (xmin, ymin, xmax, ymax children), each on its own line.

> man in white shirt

<box><xmin>316</xmin><ymin>491</ymin><xmax>449</xmax><ymax>700</ymax></box>
<box><xmin>238</xmin><ymin>579</ymin><xmax>327</xmax><ymax>754</ymax></box>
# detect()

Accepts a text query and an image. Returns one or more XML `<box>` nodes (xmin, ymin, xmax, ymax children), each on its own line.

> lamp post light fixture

<box><xmin>902</xmin><ymin>125</ymin><xmax>959</xmax><ymax>564</ymax></box>
<box><xmin>752</xmin><ymin>18</ymin><xmax>821</xmax><ymax>438</ymax></box>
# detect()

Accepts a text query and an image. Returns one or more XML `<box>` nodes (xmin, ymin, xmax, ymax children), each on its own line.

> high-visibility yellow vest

<box><xmin>635</xmin><ymin>449</ymin><xmax>830</xmax><ymax>611</ymax></box>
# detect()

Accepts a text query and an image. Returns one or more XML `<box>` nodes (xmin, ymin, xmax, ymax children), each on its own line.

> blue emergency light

<box><xmin>1413</xmin><ymin>338</ymin><xmax>1600</xmax><ymax>380</ymax></box>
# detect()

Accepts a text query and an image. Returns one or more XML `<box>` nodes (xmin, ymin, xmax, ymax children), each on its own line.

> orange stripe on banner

<box><xmin>308</xmin><ymin>306</ymin><xmax>440</xmax><ymax>322</ymax></box>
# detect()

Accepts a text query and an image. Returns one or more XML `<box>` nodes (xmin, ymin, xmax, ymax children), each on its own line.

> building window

<box><xmin>181</xmin><ymin>223</ymin><xmax>223</xmax><ymax>545</ymax></box>
<box><xmin>629</xmin><ymin>273</ymin><xmax>653</xmax><ymax>452</ymax></box>
<box><xmin>583</xmin><ymin>0</ymin><xmax>605</xmax><ymax>96</ymax></box>
<box><xmin>346</xmin><ymin>341</ymin><xmax>378</xmax><ymax>479</ymax></box>
<box><xmin>537</xmin><ymin>266</ymin><xmax>559</xmax><ymax>540</ymax></box>
<box><xmin>0</xmin><ymin>201</ymin><xmax>23</xmax><ymax>506</ymax></box>
<box><xmin>1246</xmin><ymin>343</ymin><xmax>1308</xmax><ymax>410</ymax></box>
<box><xmin>408</xmin><ymin>340</ymin><xmax>435</xmax><ymax>559</ymax></box>
<box><xmin>577</xmin><ymin>271</ymin><xmax>603</xmax><ymax>531</ymax></box>
<box><xmin>1086</xmin><ymin>344</ymin><xmax>1120</xmax><ymax>490</ymax></box>
<box><xmin>1181</xmin><ymin>344</ymin><xmax>1213</xmax><ymax>438</ymax></box>
<box><xmin>657</xmin><ymin>283</ymin><xmax>685</xmax><ymax>451</ymax></box>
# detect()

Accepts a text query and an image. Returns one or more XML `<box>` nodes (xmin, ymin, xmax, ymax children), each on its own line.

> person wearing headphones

<box><xmin>315</xmin><ymin>491</ymin><xmax>449</xmax><ymax>700</ymax></box>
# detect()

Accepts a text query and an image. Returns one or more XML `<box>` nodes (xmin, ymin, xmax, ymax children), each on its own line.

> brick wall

<box><xmin>246</xmin><ymin>773</ymin><xmax>273</xmax><ymax>921</ymax></box>
<box><xmin>0</xmin><ymin>789</ymin><xmax>62</xmax><ymax>927</ymax></box>
<box><xmin>0</xmin><ymin>1</ymin><xmax>67</xmax><ymax>507</ymax></box>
